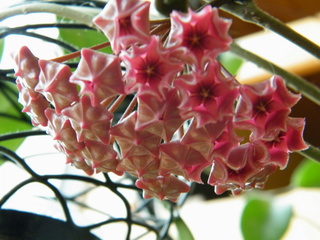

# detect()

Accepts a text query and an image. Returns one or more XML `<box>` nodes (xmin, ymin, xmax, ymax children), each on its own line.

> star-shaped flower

<box><xmin>69</xmin><ymin>48</ymin><xmax>125</xmax><ymax>107</ymax></box>
<box><xmin>208</xmin><ymin>141</ymin><xmax>273</xmax><ymax>195</ymax></box>
<box><xmin>175</xmin><ymin>60</ymin><xmax>239</xmax><ymax>126</ymax></box>
<box><xmin>121</xmin><ymin>36</ymin><xmax>183</xmax><ymax>100</ymax></box>
<box><xmin>12</xmin><ymin>46</ymin><xmax>40</xmax><ymax>96</ymax></box>
<box><xmin>210</xmin><ymin>159</ymin><xmax>278</xmax><ymax>195</ymax></box>
<box><xmin>36</xmin><ymin>60</ymin><xmax>79</xmax><ymax>114</ymax></box>
<box><xmin>262</xmin><ymin>117</ymin><xmax>308</xmax><ymax>169</ymax></box>
<box><xmin>82</xmin><ymin>139</ymin><xmax>122</xmax><ymax>175</ymax></box>
<box><xmin>117</xmin><ymin>155</ymin><xmax>160</xmax><ymax>179</ymax></box>
<box><xmin>17</xmin><ymin>79</ymin><xmax>50</xmax><ymax>126</ymax></box>
<box><xmin>110</xmin><ymin>112</ymin><xmax>161</xmax><ymax>158</ymax></box>
<box><xmin>168</xmin><ymin>5</ymin><xmax>232</xmax><ymax>67</ymax></box>
<box><xmin>61</xmin><ymin>95</ymin><xmax>113</xmax><ymax>145</ymax></box>
<box><xmin>53</xmin><ymin>139</ymin><xmax>95</xmax><ymax>176</ymax></box>
<box><xmin>72</xmin><ymin>160</ymin><xmax>95</xmax><ymax>175</ymax></box>
<box><xmin>93</xmin><ymin>0</ymin><xmax>151</xmax><ymax>54</ymax></box>
<box><xmin>181</xmin><ymin>117</ymin><xmax>229</xmax><ymax>159</ymax></box>
<box><xmin>235</xmin><ymin>76</ymin><xmax>301</xmax><ymax>140</ymax></box>
<box><xmin>159</xmin><ymin>141</ymin><xmax>212</xmax><ymax>183</ymax></box>
<box><xmin>136</xmin><ymin>175</ymin><xmax>190</xmax><ymax>202</ymax></box>
<box><xmin>135</xmin><ymin>88</ymin><xmax>184</xmax><ymax>142</ymax></box>
<box><xmin>45</xmin><ymin>108</ymin><xmax>85</xmax><ymax>151</ymax></box>
<box><xmin>212</xmin><ymin>119</ymin><xmax>243</xmax><ymax>160</ymax></box>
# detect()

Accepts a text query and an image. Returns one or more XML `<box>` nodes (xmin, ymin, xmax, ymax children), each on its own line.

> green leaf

<box><xmin>241</xmin><ymin>193</ymin><xmax>292</xmax><ymax>240</ymax></box>
<box><xmin>0</xmin><ymin>81</ymin><xmax>32</xmax><ymax>153</ymax></box>
<box><xmin>219</xmin><ymin>51</ymin><xmax>243</xmax><ymax>75</ymax></box>
<box><xmin>292</xmin><ymin>159</ymin><xmax>320</xmax><ymax>188</ymax></box>
<box><xmin>0</xmin><ymin>38</ymin><xmax>5</xmax><ymax>60</ymax></box>
<box><xmin>173</xmin><ymin>215</ymin><xmax>194</xmax><ymax>240</ymax></box>
<box><xmin>58</xmin><ymin>27</ymin><xmax>112</xmax><ymax>55</ymax></box>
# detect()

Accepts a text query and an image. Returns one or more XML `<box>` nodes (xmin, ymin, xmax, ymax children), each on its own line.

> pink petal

<box><xmin>93</xmin><ymin>0</ymin><xmax>150</xmax><ymax>53</ymax></box>
<box><xmin>70</xmin><ymin>48</ymin><xmax>124</xmax><ymax>106</ymax></box>
<box><xmin>37</xmin><ymin>60</ymin><xmax>79</xmax><ymax>114</ymax></box>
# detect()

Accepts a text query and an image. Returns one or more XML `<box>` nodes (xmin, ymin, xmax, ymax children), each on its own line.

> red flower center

<box><xmin>196</xmin><ymin>84</ymin><xmax>217</xmax><ymax>104</ymax></box>
<box><xmin>118</xmin><ymin>16</ymin><xmax>132</xmax><ymax>35</ymax></box>
<box><xmin>253</xmin><ymin>96</ymin><xmax>273</xmax><ymax>118</ymax></box>
<box><xmin>184</xmin><ymin>28</ymin><xmax>207</xmax><ymax>51</ymax></box>
<box><xmin>137</xmin><ymin>61</ymin><xmax>162</xmax><ymax>83</ymax></box>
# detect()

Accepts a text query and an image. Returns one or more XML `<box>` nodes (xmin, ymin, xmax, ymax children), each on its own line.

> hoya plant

<box><xmin>0</xmin><ymin>0</ymin><xmax>319</xmax><ymax>239</ymax></box>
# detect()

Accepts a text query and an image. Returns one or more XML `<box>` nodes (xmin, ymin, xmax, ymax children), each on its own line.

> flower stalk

<box><xmin>221</xmin><ymin>0</ymin><xmax>320</xmax><ymax>59</ymax></box>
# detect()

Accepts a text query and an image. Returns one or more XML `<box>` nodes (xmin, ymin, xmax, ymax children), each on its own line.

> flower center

<box><xmin>255</xmin><ymin>101</ymin><xmax>267</xmax><ymax>113</ymax></box>
<box><xmin>146</xmin><ymin>65</ymin><xmax>155</xmax><ymax>77</ymax></box>
<box><xmin>190</xmin><ymin>33</ymin><xmax>201</xmax><ymax>47</ymax></box>
<box><xmin>200</xmin><ymin>87</ymin><xmax>211</xmax><ymax>99</ymax></box>
<box><xmin>118</xmin><ymin>16</ymin><xmax>132</xmax><ymax>35</ymax></box>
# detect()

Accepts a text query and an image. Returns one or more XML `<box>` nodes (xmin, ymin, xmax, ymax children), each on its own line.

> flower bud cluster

<box><xmin>13</xmin><ymin>0</ymin><xmax>308</xmax><ymax>201</ymax></box>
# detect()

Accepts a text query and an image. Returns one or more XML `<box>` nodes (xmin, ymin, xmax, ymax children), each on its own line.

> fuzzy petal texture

<box><xmin>136</xmin><ymin>88</ymin><xmax>184</xmax><ymax>142</ymax></box>
<box><xmin>159</xmin><ymin>141</ymin><xmax>212</xmax><ymax>183</ymax></box>
<box><xmin>45</xmin><ymin>108</ymin><xmax>85</xmax><ymax>151</ymax></box>
<box><xmin>117</xmin><ymin>155</ymin><xmax>160</xmax><ymax>179</ymax></box>
<box><xmin>122</xmin><ymin>36</ymin><xmax>183</xmax><ymax>100</ymax></box>
<box><xmin>136</xmin><ymin>175</ymin><xmax>190</xmax><ymax>202</ymax></box>
<box><xmin>70</xmin><ymin>48</ymin><xmax>125</xmax><ymax>106</ymax></box>
<box><xmin>168</xmin><ymin>5</ymin><xmax>232</xmax><ymax>67</ymax></box>
<box><xmin>175</xmin><ymin>61</ymin><xmax>239</xmax><ymax>126</ymax></box>
<box><xmin>110</xmin><ymin>112</ymin><xmax>161</xmax><ymax>158</ymax></box>
<box><xmin>93</xmin><ymin>0</ymin><xmax>150</xmax><ymax>54</ymax></box>
<box><xmin>181</xmin><ymin>118</ymin><xmax>228</xmax><ymax>159</ymax></box>
<box><xmin>13</xmin><ymin>46</ymin><xmax>40</xmax><ymax>96</ymax></box>
<box><xmin>235</xmin><ymin>76</ymin><xmax>300</xmax><ymax>140</ymax></box>
<box><xmin>263</xmin><ymin>117</ymin><xmax>308</xmax><ymax>169</ymax></box>
<box><xmin>82</xmin><ymin>139</ymin><xmax>122</xmax><ymax>175</ymax></box>
<box><xmin>17</xmin><ymin>79</ymin><xmax>50</xmax><ymax>126</ymax></box>
<box><xmin>61</xmin><ymin>95</ymin><xmax>113</xmax><ymax>145</ymax></box>
<box><xmin>208</xmin><ymin>141</ymin><xmax>273</xmax><ymax>195</ymax></box>
<box><xmin>36</xmin><ymin>60</ymin><xmax>79</xmax><ymax>114</ymax></box>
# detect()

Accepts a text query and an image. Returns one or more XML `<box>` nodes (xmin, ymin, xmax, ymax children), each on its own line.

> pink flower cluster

<box><xmin>13</xmin><ymin>0</ymin><xmax>308</xmax><ymax>201</ymax></box>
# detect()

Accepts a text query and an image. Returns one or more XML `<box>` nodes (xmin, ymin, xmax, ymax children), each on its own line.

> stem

<box><xmin>0</xmin><ymin>82</ymin><xmax>25</xmax><ymax>118</ymax></box>
<box><xmin>42</xmin><ymin>1</ymin><xmax>107</xmax><ymax>9</ymax></box>
<box><xmin>13</xmin><ymin>31</ymin><xmax>78</xmax><ymax>52</ymax></box>
<box><xmin>0</xmin><ymin>130</ymin><xmax>46</xmax><ymax>142</ymax></box>
<box><xmin>103</xmin><ymin>173</ymin><xmax>133</xmax><ymax>240</ymax></box>
<box><xmin>0</xmin><ymin>69</ymin><xmax>16</xmax><ymax>83</ymax></box>
<box><xmin>0</xmin><ymin>2</ymin><xmax>100</xmax><ymax>28</ymax></box>
<box><xmin>118</xmin><ymin>95</ymin><xmax>137</xmax><ymax>122</ymax></box>
<box><xmin>0</xmin><ymin>178</ymin><xmax>35</xmax><ymax>207</ymax></box>
<box><xmin>108</xmin><ymin>94</ymin><xmax>127</xmax><ymax>113</ymax></box>
<box><xmin>0</xmin><ymin>23</ymin><xmax>94</xmax><ymax>39</ymax></box>
<box><xmin>154</xmin><ymin>0</ymin><xmax>189</xmax><ymax>16</ymax></box>
<box><xmin>150</xmin><ymin>22</ymin><xmax>171</xmax><ymax>36</ymax></box>
<box><xmin>221</xmin><ymin>0</ymin><xmax>320</xmax><ymax>59</ymax></box>
<box><xmin>0</xmin><ymin>145</ymin><xmax>38</xmax><ymax>177</ymax></box>
<box><xmin>150</xmin><ymin>18</ymin><xmax>170</xmax><ymax>26</ymax></box>
<box><xmin>50</xmin><ymin>41</ymin><xmax>110</xmax><ymax>63</ymax></box>
<box><xmin>298</xmin><ymin>144</ymin><xmax>320</xmax><ymax>164</ymax></box>
<box><xmin>204</xmin><ymin>0</ymin><xmax>234</xmax><ymax>9</ymax></box>
<box><xmin>42</xmin><ymin>179</ymin><xmax>76</xmax><ymax>226</ymax></box>
<box><xmin>230</xmin><ymin>42</ymin><xmax>320</xmax><ymax>106</ymax></box>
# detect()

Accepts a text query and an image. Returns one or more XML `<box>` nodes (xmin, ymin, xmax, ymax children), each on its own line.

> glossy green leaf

<box><xmin>173</xmin><ymin>215</ymin><xmax>194</xmax><ymax>240</ymax></box>
<box><xmin>58</xmin><ymin>27</ymin><xmax>112</xmax><ymax>55</ymax></box>
<box><xmin>292</xmin><ymin>159</ymin><xmax>320</xmax><ymax>188</ymax></box>
<box><xmin>219</xmin><ymin>51</ymin><xmax>243</xmax><ymax>75</ymax></box>
<box><xmin>0</xmin><ymin>81</ymin><xmax>32</xmax><ymax>153</ymax></box>
<box><xmin>241</xmin><ymin>194</ymin><xmax>292</xmax><ymax>240</ymax></box>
